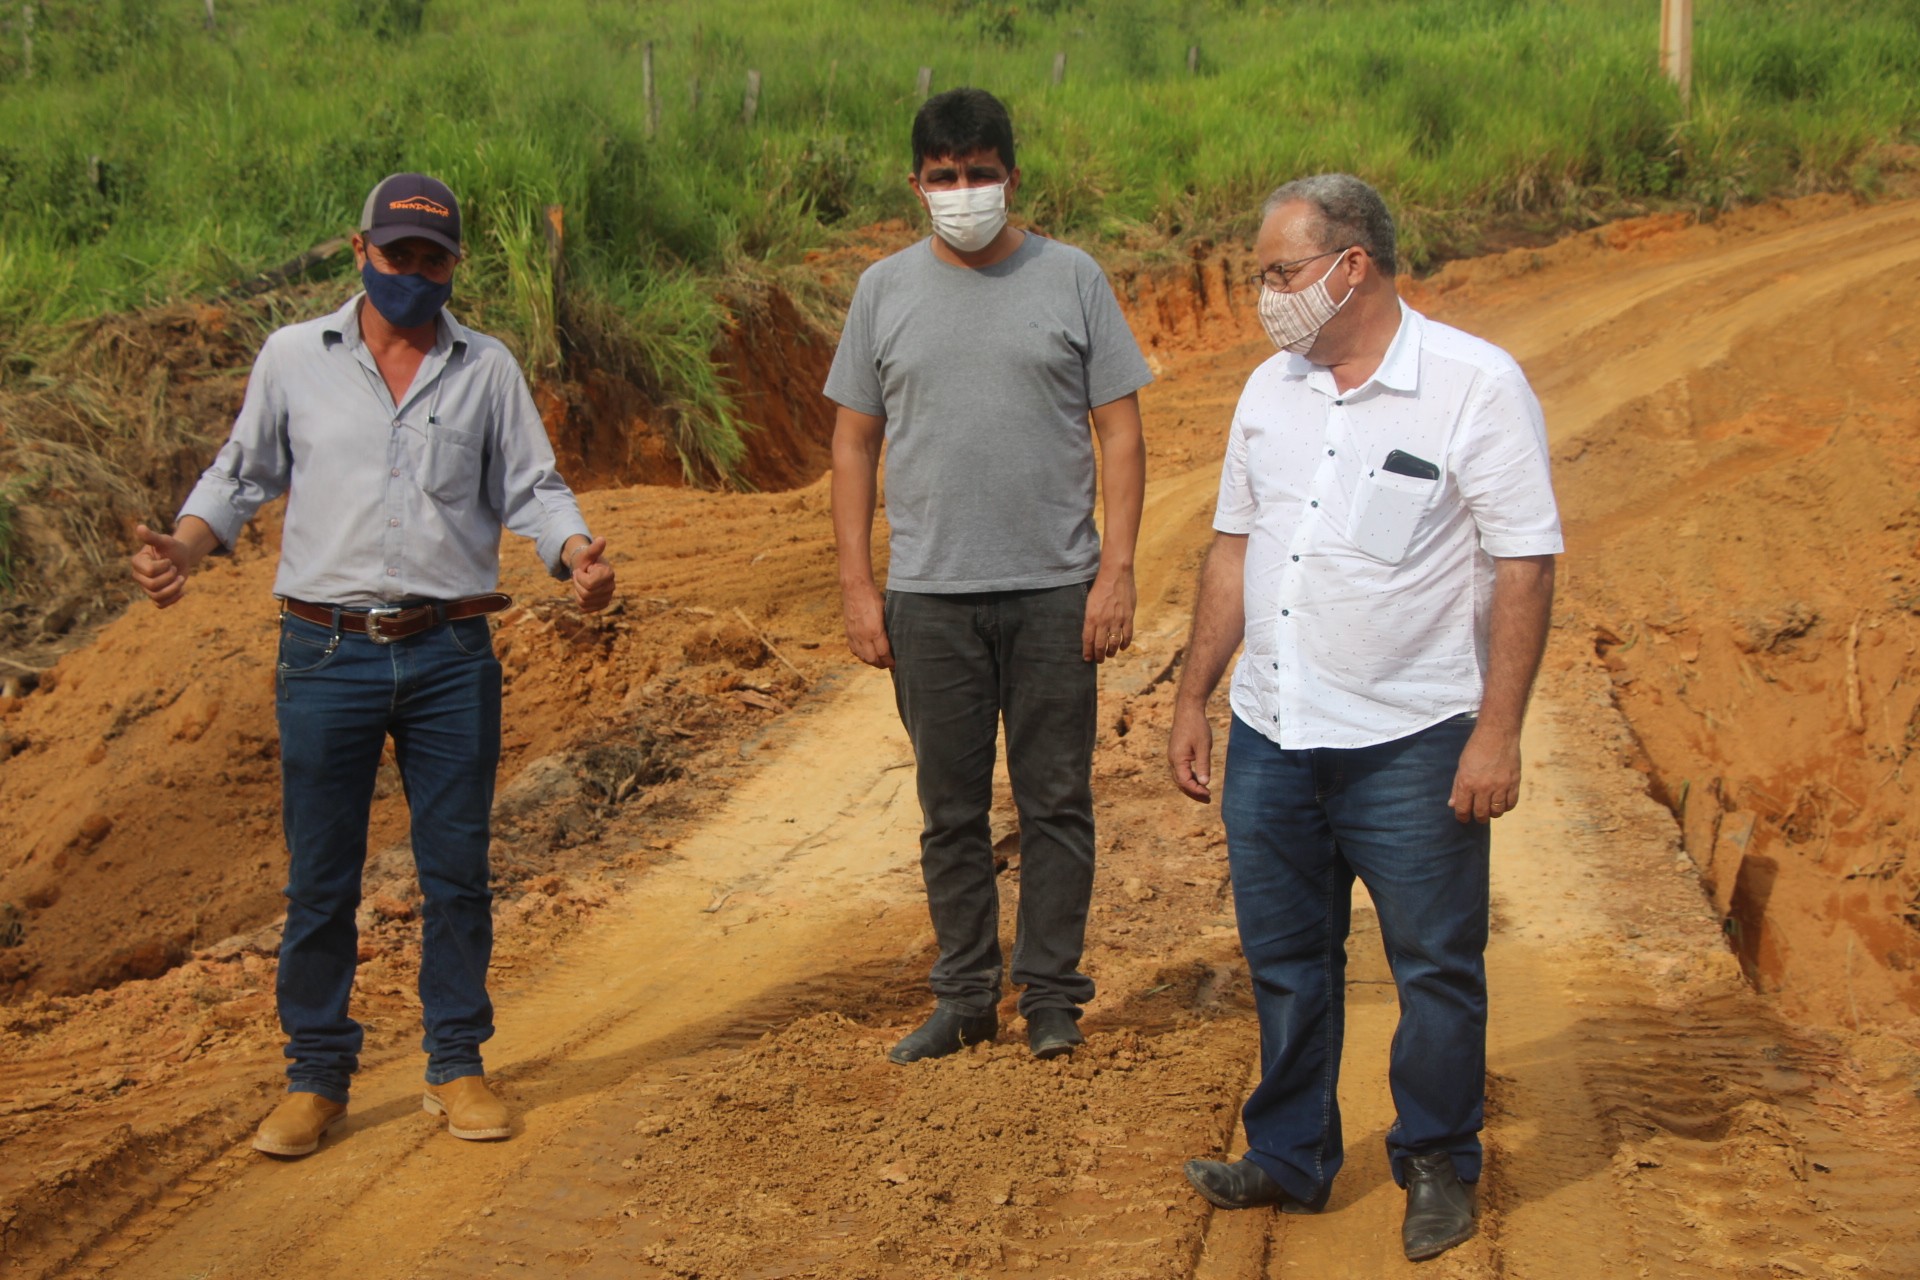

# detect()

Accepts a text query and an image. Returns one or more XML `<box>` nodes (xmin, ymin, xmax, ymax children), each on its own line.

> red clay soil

<box><xmin>533</xmin><ymin>282</ymin><xmax>842</xmax><ymax>495</ymax></box>
<box><xmin>0</xmin><ymin>196</ymin><xmax>1917</xmax><ymax>1279</ymax></box>
<box><xmin>0</xmin><ymin>478</ymin><xmax>849</xmax><ymax>997</ymax></box>
<box><xmin>1407</xmin><ymin>193</ymin><xmax>1920</xmax><ymax>1029</ymax></box>
<box><xmin>0</xmin><ymin>267</ymin><xmax>859</xmax><ymax>999</ymax></box>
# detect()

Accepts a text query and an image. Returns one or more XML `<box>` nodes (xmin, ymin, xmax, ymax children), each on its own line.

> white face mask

<box><xmin>1257</xmin><ymin>253</ymin><xmax>1355</xmax><ymax>355</ymax></box>
<box><xmin>923</xmin><ymin>182</ymin><xmax>1008</xmax><ymax>253</ymax></box>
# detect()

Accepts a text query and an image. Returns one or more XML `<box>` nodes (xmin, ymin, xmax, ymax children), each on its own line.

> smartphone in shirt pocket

<box><xmin>1348</xmin><ymin>449</ymin><xmax>1439</xmax><ymax>563</ymax></box>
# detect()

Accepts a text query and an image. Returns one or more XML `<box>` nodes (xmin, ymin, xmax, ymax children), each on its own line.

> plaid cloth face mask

<box><xmin>1257</xmin><ymin>254</ymin><xmax>1354</xmax><ymax>355</ymax></box>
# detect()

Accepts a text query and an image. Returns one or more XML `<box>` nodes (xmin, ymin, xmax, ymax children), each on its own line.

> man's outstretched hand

<box><xmin>130</xmin><ymin>523</ymin><xmax>202</xmax><ymax>609</ymax></box>
<box><xmin>568</xmin><ymin>535</ymin><xmax>616</xmax><ymax>612</ymax></box>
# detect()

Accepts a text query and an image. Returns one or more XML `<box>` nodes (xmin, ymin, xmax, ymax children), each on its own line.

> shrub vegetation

<box><xmin>0</xmin><ymin>0</ymin><xmax>1916</xmax><ymax>487</ymax></box>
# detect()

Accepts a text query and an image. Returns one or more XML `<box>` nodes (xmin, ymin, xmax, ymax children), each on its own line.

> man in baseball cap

<box><xmin>353</xmin><ymin>172</ymin><xmax>466</xmax><ymax>332</ymax></box>
<box><xmin>131</xmin><ymin>172</ymin><xmax>617</xmax><ymax>1158</ymax></box>
<box><xmin>361</xmin><ymin>171</ymin><xmax>463</xmax><ymax>255</ymax></box>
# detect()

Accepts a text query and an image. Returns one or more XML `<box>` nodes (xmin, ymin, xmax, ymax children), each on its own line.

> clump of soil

<box><xmin>0</xmin><ymin>476</ymin><xmax>845</xmax><ymax>1000</ymax></box>
<box><xmin>1338</xmin><ymin>193</ymin><xmax>1920</xmax><ymax>1031</ymax></box>
<box><xmin>619</xmin><ymin>1013</ymin><xmax>1247</xmax><ymax>1279</ymax></box>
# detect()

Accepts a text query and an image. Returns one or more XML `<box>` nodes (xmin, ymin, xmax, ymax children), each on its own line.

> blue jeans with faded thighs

<box><xmin>1221</xmin><ymin>711</ymin><xmax>1489</xmax><ymax>1206</ymax></box>
<box><xmin>272</xmin><ymin>608</ymin><xmax>502</xmax><ymax>1103</ymax></box>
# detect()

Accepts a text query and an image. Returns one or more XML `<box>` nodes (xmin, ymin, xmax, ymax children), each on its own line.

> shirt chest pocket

<box><xmin>1347</xmin><ymin>468</ymin><xmax>1438</xmax><ymax>564</ymax></box>
<box><xmin>420</xmin><ymin>423</ymin><xmax>483</xmax><ymax>503</ymax></box>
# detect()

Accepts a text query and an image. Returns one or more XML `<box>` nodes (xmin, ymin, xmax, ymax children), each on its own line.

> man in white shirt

<box><xmin>1165</xmin><ymin>174</ymin><xmax>1559</xmax><ymax>1261</ymax></box>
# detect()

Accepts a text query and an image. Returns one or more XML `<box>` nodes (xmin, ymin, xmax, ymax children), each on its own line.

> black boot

<box><xmin>1026</xmin><ymin>1007</ymin><xmax>1084</xmax><ymax>1059</ymax></box>
<box><xmin>888</xmin><ymin>1005</ymin><xmax>998</xmax><ymax>1064</ymax></box>
<box><xmin>1183</xmin><ymin>1158</ymin><xmax>1327</xmax><ymax>1213</ymax></box>
<box><xmin>1401</xmin><ymin>1151</ymin><xmax>1475</xmax><ymax>1260</ymax></box>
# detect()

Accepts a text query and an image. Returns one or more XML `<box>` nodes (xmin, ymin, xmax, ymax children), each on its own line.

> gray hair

<box><xmin>1261</xmin><ymin>173</ymin><xmax>1398</xmax><ymax>277</ymax></box>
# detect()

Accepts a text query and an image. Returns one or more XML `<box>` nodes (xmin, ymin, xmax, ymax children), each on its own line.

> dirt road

<box><xmin>5</xmin><ymin>195</ymin><xmax>1920</xmax><ymax>1278</ymax></box>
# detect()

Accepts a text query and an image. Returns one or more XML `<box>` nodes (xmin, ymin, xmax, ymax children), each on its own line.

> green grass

<box><xmin>1</xmin><ymin>0</ymin><xmax>1918</xmax><ymax>480</ymax></box>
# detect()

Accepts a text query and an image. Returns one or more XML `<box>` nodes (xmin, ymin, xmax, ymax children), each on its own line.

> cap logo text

<box><xmin>388</xmin><ymin>197</ymin><xmax>451</xmax><ymax>218</ymax></box>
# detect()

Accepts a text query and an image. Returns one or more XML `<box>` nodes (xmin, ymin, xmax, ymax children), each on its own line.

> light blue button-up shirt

<box><xmin>179</xmin><ymin>294</ymin><xmax>592</xmax><ymax>607</ymax></box>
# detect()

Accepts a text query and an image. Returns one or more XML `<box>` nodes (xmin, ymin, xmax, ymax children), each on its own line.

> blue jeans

<box><xmin>884</xmin><ymin>583</ymin><xmax>1098</xmax><ymax>1017</ymax></box>
<box><xmin>273</xmin><ymin>609</ymin><xmax>502</xmax><ymax>1103</ymax></box>
<box><xmin>1220</xmin><ymin>712</ymin><xmax>1489</xmax><ymax>1204</ymax></box>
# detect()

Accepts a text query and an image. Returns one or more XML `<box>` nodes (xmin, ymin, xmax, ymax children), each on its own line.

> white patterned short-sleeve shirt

<box><xmin>1214</xmin><ymin>304</ymin><xmax>1563</xmax><ymax>750</ymax></box>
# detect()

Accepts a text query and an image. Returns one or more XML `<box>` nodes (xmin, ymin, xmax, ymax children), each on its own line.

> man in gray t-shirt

<box><xmin>826</xmin><ymin>88</ymin><xmax>1152</xmax><ymax>1065</ymax></box>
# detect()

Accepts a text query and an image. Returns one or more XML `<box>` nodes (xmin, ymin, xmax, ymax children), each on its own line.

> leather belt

<box><xmin>281</xmin><ymin>594</ymin><xmax>513</xmax><ymax>645</ymax></box>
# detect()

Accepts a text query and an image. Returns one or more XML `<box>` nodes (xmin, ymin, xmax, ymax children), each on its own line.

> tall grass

<box><xmin>0</xmin><ymin>476</ymin><xmax>20</xmax><ymax>597</ymax></box>
<box><xmin>0</xmin><ymin>0</ymin><xmax>1916</xmax><ymax>462</ymax></box>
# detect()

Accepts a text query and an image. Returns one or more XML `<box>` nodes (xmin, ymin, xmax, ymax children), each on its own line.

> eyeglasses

<box><xmin>1246</xmin><ymin>248</ymin><xmax>1351</xmax><ymax>293</ymax></box>
<box><xmin>371</xmin><ymin>242</ymin><xmax>458</xmax><ymax>274</ymax></box>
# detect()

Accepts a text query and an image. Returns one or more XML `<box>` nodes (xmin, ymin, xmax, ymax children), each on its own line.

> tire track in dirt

<box><xmin>1195</xmin><ymin>698</ymin><xmax>1659</xmax><ymax>1280</ymax></box>
<box><xmin>1197</xmin><ymin>656</ymin><xmax>1920</xmax><ymax>1279</ymax></box>
<box><xmin>63</xmin><ymin>670</ymin><xmax>933</xmax><ymax>1278</ymax></box>
<box><xmin>1428</xmin><ymin>198</ymin><xmax>1920</xmax><ymax>447</ymax></box>
<box><xmin>1189</xmin><ymin>196</ymin><xmax>1920</xmax><ymax>1279</ymax></box>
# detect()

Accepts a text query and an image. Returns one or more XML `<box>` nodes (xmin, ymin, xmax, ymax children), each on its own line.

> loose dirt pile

<box><xmin>0</xmin><ymin>477</ymin><xmax>847</xmax><ymax>997</ymax></box>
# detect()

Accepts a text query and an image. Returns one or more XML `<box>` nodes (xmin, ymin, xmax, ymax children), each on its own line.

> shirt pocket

<box><xmin>1347</xmin><ymin>469</ymin><xmax>1437</xmax><ymax>564</ymax></box>
<box><xmin>419</xmin><ymin>423</ymin><xmax>483</xmax><ymax>503</ymax></box>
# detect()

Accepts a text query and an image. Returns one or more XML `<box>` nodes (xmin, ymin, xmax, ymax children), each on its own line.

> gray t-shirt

<box><xmin>824</xmin><ymin>233</ymin><xmax>1153</xmax><ymax>593</ymax></box>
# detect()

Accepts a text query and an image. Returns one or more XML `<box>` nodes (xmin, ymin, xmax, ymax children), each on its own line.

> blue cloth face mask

<box><xmin>360</xmin><ymin>259</ymin><xmax>453</xmax><ymax>330</ymax></box>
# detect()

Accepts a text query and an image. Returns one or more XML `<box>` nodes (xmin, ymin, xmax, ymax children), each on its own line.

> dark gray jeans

<box><xmin>885</xmin><ymin>582</ymin><xmax>1099</xmax><ymax>1018</ymax></box>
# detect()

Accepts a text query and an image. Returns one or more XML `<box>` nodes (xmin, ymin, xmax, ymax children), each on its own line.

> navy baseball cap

<box><xmin>360</xmin><ymin>173</ymin><xmax>462</xmax><ymax>255</ymax></box>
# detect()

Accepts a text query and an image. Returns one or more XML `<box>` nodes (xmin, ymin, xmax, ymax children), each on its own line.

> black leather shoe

<box><xmin>887</xmin><ymin>1006</ymin><xmax>998</xmax><ymax>1064</ymax></box>
<box><xmin>1026</xmin><ymin>1007</ymin><xmax>1084</xmax><ymax>1059</ymax></box>
<box><xmin>1182</xmin><ymin>1158</ymin><xmax>1327</xmax><ymax>1213</ymax></box>
<box><xmin>1401</xmin><ymin>1151</ymin><xmax>1476</xmax><ymax>1260</ymax></box>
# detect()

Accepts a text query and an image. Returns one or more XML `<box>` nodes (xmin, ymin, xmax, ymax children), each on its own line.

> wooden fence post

<box><xmin>1659</xmin><ymin>0</ymin><xmax>1692</xmax><ymax>108</ymax></box>
<box><xmin>543</xmin><ymin>204</ymin><xmax>566</xmax><ymax>346</ymax></box>
<box><xmin>203</xmin><ymin>0</ymin><xmax>216</xmax><ymax>31</ymax></box>
<box><xmin>1187</xmin><ymin>44</ymin><xmax>1199</xmax><ymax>75</ymax></box>
<box><xmin>642</xmin><ymin>41</ymin><xmax>658</xmax><ymax>137</ymax></box>
<box><xmin>742</xmin><ymin>68</ymin><xmax>761</xmax><ymax>127</ymax></box>
<box><xmin>21</xmin><ymin>4</ymin><xmax>32</xmax><ymax>80</ymax></box>
<box><xmin>1051</xmin><ymin>51</ymin><xmax>1066</xmax><ymax>86</ymax></box>
<box><xmin>916</xmin><ymin>65</ymin><xmax>932</xmax><ymax>99</ymax></box>
<box><xmin>689</xmin><ymin>76</ymin><xmax>701</xmax><ymax>111</ymax></box>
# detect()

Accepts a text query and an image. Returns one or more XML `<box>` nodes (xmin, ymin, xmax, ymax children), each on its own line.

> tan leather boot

<box><xmin>422</xmin><ymin>1075</ymin><xmax>512</xmax><ymax>1140</ymax></box>
<box><xmin>252</xmin><ymin>1092</ymin><xmax>347</xmax><ymax>1157</ymax></box>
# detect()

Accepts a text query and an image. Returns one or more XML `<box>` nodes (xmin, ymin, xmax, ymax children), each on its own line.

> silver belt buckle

<box><xmin>362</xmin><ymin>605</ymin><xmax>404</xmax><ymax>645</ymax></box>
